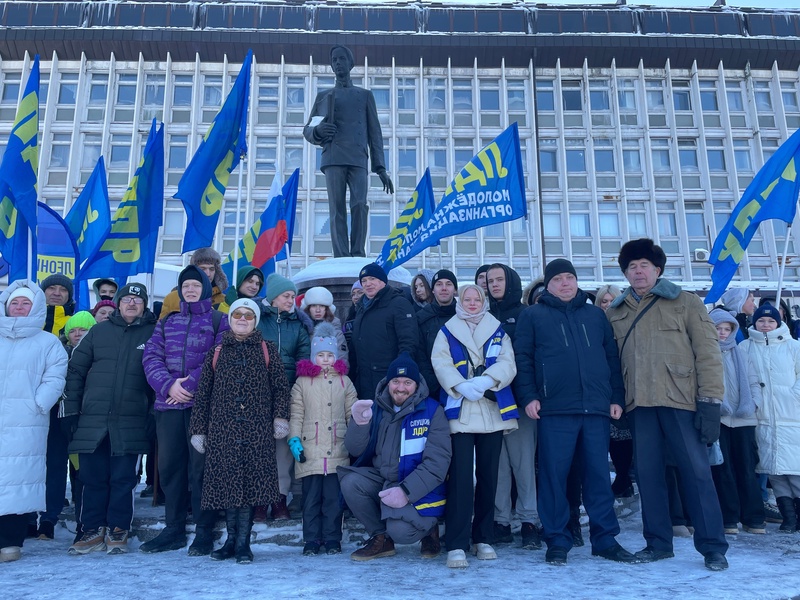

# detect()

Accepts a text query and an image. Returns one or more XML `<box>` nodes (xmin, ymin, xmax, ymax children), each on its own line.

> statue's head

<box><xmin>330</xmin><ymin>45</ymin><xmax>355</xmax><ymax>76</ymax></box>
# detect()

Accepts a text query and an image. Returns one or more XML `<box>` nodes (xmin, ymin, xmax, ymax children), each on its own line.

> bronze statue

<box><xmin>304</xmin><ymin>45</ymin><xmax>394</xmax><ymax>258</ymax></box>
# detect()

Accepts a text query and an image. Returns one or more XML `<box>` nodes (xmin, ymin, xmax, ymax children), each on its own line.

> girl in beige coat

<box><xmin>431</xmin><ymin>284</ymin><xmax>518</xmax><ymax>568</ymax></box>
<box><xmin>289</xmin><ymin>323</ymin><xmax>358</xmax><ymax>555</ymax></box>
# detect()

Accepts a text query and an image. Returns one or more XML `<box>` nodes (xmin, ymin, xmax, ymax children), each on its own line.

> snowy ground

<box><xmin>3</xmin><ymin>485</ymin><xmax>800</xmax><ymax>600</ymax></box>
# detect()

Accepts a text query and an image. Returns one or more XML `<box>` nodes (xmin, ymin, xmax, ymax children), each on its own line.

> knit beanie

<box><xmin>6</xmin><ymin>285</ymin><xmax>36</xmax><ymax>308</ymax></box>
<box><xmin>265</xmin><ymin>273</ymin><xmax>297</xmax><ymax>303</ymax></box>
<box><xmin>475</xmin><ymin>264</ymin><xmax>491</xmax><ymax>284</ymax></box>
<box><xmin>753</xmin><ymin>303</ymin><xmax>782</xmax><ymax>328</ymax></box>
<box><xmin>719</xmin><ymin>288</ymin><xmax>750</xmax><ymax>315</ymax></box>
<box><xmin>302</xmin><ymin>286</ymin><xmax>336</xmax><ymax>314</ymax></box>
<box><xmin>311</xmin><ymin>322</ymin><xmax>340</xmax><ymax>361</ymax></box>
<box><xmin>385</xmin><ymin>351</ymin><xmax>420</xmax><ymax>385</ymax></box>
<box><xmin>431</xmin><ymin>269</ymin><xmax>458</xmax><ymax>290</ymax></box>
<box><xmin>618</xmin><ymin>238</ymin><xmax>667</xmax><ymax>274</ymax></box>
<box><xmin>91</xmin><ymin>299</ymin><xmax>117</xmax><ymax>316</ymax></box>
<box><xmin>178</xmin><ymin>265</ymin><xmax>211</xmax><ymax>302</ymax></box>
<box><xmin>359</xmin><ymin>263</ymin><xmax>388</xmax><ymax>284</ymax></box>
<box><xmin>115</xmin><ymin>282</ymin><xmax>148</xmax><ymax>307</ymax></box>
<box><xmin>543</xmin><ymin>258</ymin><xmax>577</xmax><ymax>289</ymax></box>
<box><xmin>40</xmin><ymin>273</ymin><xmax>74</xmax><ymax>304</ymax></box>
<box><xmin>229</xmin><ymin>298</ymin><xmax>261</xmax><ymax>327</ymax></box>
<box><xmin>351</xmin><ymin>280</ymin><xmax>363</xmax><ymax>292</ymax></box>
<box><xmin>64</xmin><ymin>311</ymin><xmax>97</xmax><ymax>336</ymax></box>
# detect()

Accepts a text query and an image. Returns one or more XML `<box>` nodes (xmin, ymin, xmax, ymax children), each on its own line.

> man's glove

<box><xmin>190</xmin><ymin>434</ymin><xmax>206</xmax><ymax>454</ymax></box>
<box><xmin>288</xmin><ymin>437</ymin><xmax>306</xmax><ymax>463</ymax></box>
<box><xmin>274</xmin><ymin>418</ymin><xmax>289</xmax><ymax>439</ymax></box>
<box><xmin>378</xmin><ymin>486</ymin><xmax>408</xmax><ymax>509</ymax></box>
<box><xmin>60</xmin><ymin>415</ymin><xmax>79</xmax><ymax>443</ymax></box>
<box><xmin>694</xmin><ymin>400</ymin><xmax>721</xmax><ymax>444</ymax></box>
<box><xmin>352</xmin><ymin>400</ymin><xmax>374</xmax><ymax>426</ymax></box>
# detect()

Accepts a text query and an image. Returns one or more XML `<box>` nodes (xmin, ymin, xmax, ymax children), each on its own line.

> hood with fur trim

<box><xmin>295</xmin><ymin>358</ymin><xmax>349</xmax><ymax>378</ymax></box>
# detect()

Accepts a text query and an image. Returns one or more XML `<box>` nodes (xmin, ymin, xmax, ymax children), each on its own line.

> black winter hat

<box><xmin>359</xmin><ymin>263</ymin><xmax>388</xmax><ymax>284</ymax></box>
<box><xmin>115</xmin><ymin>282</ymin><xmax>149</xmax><ymax>307</ymax></box>
<box><xmin>618</xmin><ymin>238</ymin><xmax>667</xmax><ymax>274</ymax></box>
<box><xmin>475</xmin><ymin>264</ymin><xmax>491</xmax><ymax>284</ymax></box>
<box><xmin>431</xmin><ymin>269</ymin><xmax>458</xmax><ymax>290</ymax></box>
<box><xmin>40</xmin><ymin>273</ymin><xmax>74</xmax><ymax>304</ymax></box>
<box><xmin>386</xmin><ymin>352</ymin><xmax>420</xmax><ymax>385</ymax></box>
<box><xmin>753</xmin><ymin>303</ymin><xmax>782</xmax><ymax>328</ymax></box>
<box><xmin>543</xmin><ymin>259</ymin><xmax>577</xmax><ymax>289</ymax></box>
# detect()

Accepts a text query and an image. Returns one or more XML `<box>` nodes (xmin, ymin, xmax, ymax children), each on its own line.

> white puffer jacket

<box><xmin>0</xmin><ymin>281</ymin><xmax>68</xmax><ymax>516</ymax></box>
<box><xmin>741</xmin><ymin>323</ymin><xmax>800</xmax><ymax>476</ymax></box>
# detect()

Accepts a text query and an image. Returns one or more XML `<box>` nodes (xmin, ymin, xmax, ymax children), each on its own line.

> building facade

<box><xmin>1</xmin><ymin>1</ymin><xmax>800</xmax><ymax>292</ymax></box>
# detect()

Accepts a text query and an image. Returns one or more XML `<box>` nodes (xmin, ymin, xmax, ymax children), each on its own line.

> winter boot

<box><xmin>776</xmin><ymin>497</ymin><xmax>798</xmax><ymax>533</ymax></box>
<box><xmin>521</xmin><ymin>522</ymin><xmax>542</xmax><ymax>550</ymax></box>
<box><xmin>235</xmin><ymin>507</ymin><xmax>254</xmax><ymax>564</ymax></box>
<box><xmin>795</xmin><ymin>499</ymin><xmax>800</xmax><ymax>532</ymax></box>
<box><xmin>568</xmin><ymin>506</ymin><xmax>584</xmax><ymax>547</ymax></box>
<box><xmin>188</xmin><ymin>526</ymin><xmax>215</xmax><ymax>557</ymax></box>
<box><xmin>139</xmin><ymin>526</ymin><xmax>186</xmax><ymax>553</ymax></box>
<box><xmin>271</xmin><ymin>495</ymin><xmax>290</xmax><ymax>520</ymax></box>
<box><xmin>420</xmin><ymin>525</ymin><xmax>441</xmax><ymax>558</ymax></box>
<box><xmin>210</xmin><ymin>509</ymin><xmax>237</xmax><ymax>561</ymax></box>
<box><xmin>350</xmin><ymin>533</ymin><xmax>396</xmax><ymax>561</ymax></box>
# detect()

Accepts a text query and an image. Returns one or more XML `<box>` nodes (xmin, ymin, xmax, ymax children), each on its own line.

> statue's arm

<box><xmin>303</xmin><ymin>93</ymin><xmax>325</xmax><ymax>146</ymax></box>
<box><xmin>366</xmin><ymin>91</ymin><xmax>387</xmax><ymax>173</ymax></box>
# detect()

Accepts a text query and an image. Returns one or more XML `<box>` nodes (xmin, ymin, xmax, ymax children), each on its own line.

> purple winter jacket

<box><xmin>143</xmin><ymin>297</ymin><xmax>229</xmax><ymax>411</ymax></box>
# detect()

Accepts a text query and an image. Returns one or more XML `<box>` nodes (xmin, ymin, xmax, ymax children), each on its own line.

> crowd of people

<box><xmin>2</xmin><ymin>239</ymin><xmax>799</xmax><ymax>573</ymax></box>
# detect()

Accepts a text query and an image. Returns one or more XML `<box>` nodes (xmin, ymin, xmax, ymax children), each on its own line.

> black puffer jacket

<box><xmin>488</xmin><ymin>264</ymin><xmax>525</xmax><ymax>342</ymax></box>
<box><xmin>63</xmin><ymin>310</ymin><xmax>157</xmax><ymax>455</ymax></box>
<box><xmin>349</xmin><ymin>285</ymin><xmax>419</xmax><ymax>399</ymax></box>
<box><xmin>257</xmin><ymin>304</ymin><xmax>310</xmax><ymax>386</ymax></box>
<box><xmin>513</xmin><ymin>289</ymin><xmax>624</xmax><ymax>416</ymax></box>
<box><xmin>416</xmin><ymin>300</ymin><xmax>456</xmax><ymax>399</ymax></box>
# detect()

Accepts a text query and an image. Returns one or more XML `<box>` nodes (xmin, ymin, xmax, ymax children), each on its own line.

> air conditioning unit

<box><xmin>693</xmin><ymin>248</ymin><xmax>711</xmax><ymax>262</ymax></box>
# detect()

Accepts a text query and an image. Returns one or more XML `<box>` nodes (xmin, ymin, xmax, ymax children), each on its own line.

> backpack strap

<box><xmin>213</xmin><ymin>341</ymin><xmax>269</xmax><ymax>371</ymax></box>
<box><xmin>261</xmin><ymin>340</ymin><xmax>270</xmax><ymax>368</ymax></box>
<box><xmin>620</xmin><ymin>296</ymin><xmax>660</xmax><ymax>355</ymax></box>
<box><xmin>211</xmin><ymin>309</ymin><xmax>223</xmax><ymax>338</ymax></box>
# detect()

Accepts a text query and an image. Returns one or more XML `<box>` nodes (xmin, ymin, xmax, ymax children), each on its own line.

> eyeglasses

<box><xmin>231</xmin><ymin>310</ymin><xmax>256</xmax><ymax>321</ymax></box>
<box><xmin>120</xmin><ymin>297</ymin><xmax>144</xmax><ymax>305</ymax></box>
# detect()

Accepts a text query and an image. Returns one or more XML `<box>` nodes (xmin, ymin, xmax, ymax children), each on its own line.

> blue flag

<box><xmin>376</xmin><ymin>124</ymin><xmax>527</xmax><ymax>269</ymax></box>
<box><xmin>79</xmin><ymin>120</ymin><xmax>164</xmax><ymax>282</ymax></box>
<box><xmin>706</xmin><ymin>128</ymin><xmax>800</xmax><ymax>303</ymax></box>
<box><xmin>375</xmin><ymin>169</ymin><xmax>435</xmax><ymax>272</ymax></box>
<box><xmin>65</xmin><ymin>156</ymin><xmax>111</xmax><ymax>267</ymax></box>
<box><xmin>177</xmin><ymin>50</ymin><xmax>252</xmax><ymax>253</ymax></box>
<box><xmin>0</xmin><ymin>55</ymin><xmax>40</xmax><ymax>281</ymax></box>
<box><xmin>37</xmin><ymin>201</ymin><xmax>79</xmax><ymax>295</ymax></box>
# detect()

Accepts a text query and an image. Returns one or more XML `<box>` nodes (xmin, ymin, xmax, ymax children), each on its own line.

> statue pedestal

<box><xmin>292</xmin><ymin>258</ymin><xmax>411</xmax><ymax>318</ymax></box>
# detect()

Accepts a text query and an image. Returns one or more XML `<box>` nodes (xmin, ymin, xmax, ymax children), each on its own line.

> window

<box><xmin>589</xmin><ymin>80</ymin><xmax>611</xmax><ymax>127</ymax></box>
<box><xmin>726</xmin><ymin>80</ymin><xmax>747</xmax><ymax>128</ymax></box>
<box><xmin>782</xmin><ymin>81</ymin><xmax>800</xmax><ymax>128</ymax></box>
<box><xmin>370</xmin><ymin>76</ymin><xmax>390</xmax><ymax>128</ymax></box>
<box><xmin>202</xmin><ymin>74</ymin><xmax>222</xmax><ymax>123</ymax></box>
<box><xmin>452</xmin><ymin>79</ymin><xmax>473</xmax><ymax>127</ymax></box>
<box><xmin>426</xmin><ymin>77</ymin><xmax>447</xmax><ymax>126</ymax></box>
<box><xmin>622</xmin><ymin>138</ymin><xmax>643</xmax><ymax>189</ymax></box>
<box><xmin>570</xmin><ymin>211</ymin><xmax>593</xmax><ymax>256</ymax></box>
<box><xmin>538</xmin><ymin>138</ymin><xmax>559</xmax><ymax>190</ymax></box>
<box><xmin>542</xmin><ymin>202</ymin><xmax>564</xmax><ymax>255</ymax></box>
<box><xmin>56</xmin><ymin>72</ymin><xmax>78</xmax><ymax>121</ymax></box>
<box><xmin>657</xmin><ymin>203</ymin><xmax>680</xmax><ymax>254</ymax></box>
<box><xmin>47</xmin><ymin>133</ymin><xmax>72</xmax><ymax>186</ymax></box>
<box><xmin>80</xmin><ymin>134</ymin><xmax>102</xmax><ymax>185</ymax></box>
<box><xmin>536</xmin><ymin>79</ymin><xmax>556</xmax><ymax>128</ymax></box>
<box><xmin>617</xmin><ymin>78</ymin><xmax>637</xmax><ymax>125</ymax></box>
<box><xmin>646</xmin><ymin>79</ymin><xmax>667</xmax><ymax>127</ymax></box>
<box><xmin>254</xmin><ymin>76</ymin><xmax>278</xmax><ymax>126</ymax></box>
<box><xmin>706</xmin><ymin>139</ymin><xmax>728</xmax><ymax>190</ymax></box>
<box><xmin>254</xmin><ymin>136</ymin><xmax>277</xmax><ymax>187</ymax></box>
<box><xmin>561</xmin><ymin>81</ymin><xmax>583</xmax><ymax>128</ymax></box>
<box><xmin>171</xmin><ymin>74</ymin><xmax>193</xmax><ymax>124</ymax></box>
<box><xmin>0</xmin><ymin>72</ymin><xmax>21</xmax><ymax>121</ymax></box>
<box><xmin>114</xmin><ymin>73</ymin><xmax>137</xmax><ymax>122</ymax></box>
<box><xmin>143</xmin><ymin>74</ymin><xmax>165</xmax><ymax>122</ymax></box>
<box><xmin>109</xmin><ymin>134</ymin><xmax>132</xmax><ymax>186</ymax></box>
<box><xmin>427</xmin><ymin>137</ymin><xmax>448</xmax><ymax>189</ymax></box>
<box><xmin>397</xmin><ymin>76</ymin><xmax>418</xmax><ymax>126</ymax></box>
<box><xmin>672</xmin><ymin>81</ymin><xmax>693</xmax><ymax>127</ymax></box>
<box><xmin>754</xmin><ymin>81</ymin><xmax>776</xmax><ymax>129</ymax></box>
<box><xmin>283</xmin><ymin>76</ymin><xmax>306</xmax><ymax>126</ymax></box>
<box><xmin>762</xmin><ymin>138</ymin><xmax>780</xmax><ymax>162</ymax></box>
<box><xmin>594</xmin><ymin>138</ymin><xmax>616</xmax><ymax>189</ymax></box>
<box><xmin>565</xmin><ymin>139</ymin><xmax>587</xmax><ymax>189</ymax></box>
<box><xmin>678</xmin><ymin>139</ymin><xmax>700</xmax><ymax>189</ymax></box>
<box><xmin>396</xmin><ymin>137</ymin><xmax>417</xmax><ymax>189</ymax></box>
<box><xmin>651</xmin><ymin>139</ymin><xmax>672</xmax><ymax>189</ymax></box>
<box><xmin>166</xmin><ymin>134</ymin><xmax>188</xmax><ymax>186</ymax></box>
<box><xmin>479</xmin><ymin>81</ymin><xmax>501</xmax><ymax>128</ymax></box>
<box><xmin>87</xmin><ymin>74</ymin><xmax>107</xmax><ymax>123</ymax></box>
<box><xmin>699</xmin><ymin>80</ymin><xmax>721</xmax><ymax>128</ymax></box>
<box><xmin>507</xmin><ymin>79</ymin><xmax>528</xmax><ymax>127</ymax></box>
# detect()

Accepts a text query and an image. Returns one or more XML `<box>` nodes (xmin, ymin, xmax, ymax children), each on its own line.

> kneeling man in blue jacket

<box><xmin>514</xmin><ymin>259</ymin><xmax>639</xmax><ymax>566</ymax></box>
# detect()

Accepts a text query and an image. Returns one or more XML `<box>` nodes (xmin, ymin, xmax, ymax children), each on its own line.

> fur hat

<box><xmin>64</xmin><ymin>311</ymin><xmax>97</xmax><ymax>337</ymax></box>
<box><xmin>359</xmin><ymin>263</ymin><xmax>388</xmax><ymax>284</ymax></box>
<box><xmin>753</xmin><ymin>303</ymin><xmax>782</xmax><ymax>328</ymax></box>
<box><xmin>311</xmin><ymin>322</ymin><xmax>339</xmax><ymax>361</ymax></box>
<box><xmin>115</xmin><ymin>283</ymin><xmax>148</xmax><ymax>307</ymax></box>
<box><xmin>543</xmin><ymin>258</ymin><xmax>577</xmax><ymax>289</ymax></box>
<box><xmin>617</xmin><ymin>238</ymin><xmax>667</xmax><ymax>274</ymax></box>
<box><xmin>302</xmin><ymin>286</ymin><xmax>336</xmax><ymax>314</ymax></box>
<box><xmin>40</xmin><ymin>274</ymin><xmax>74</xmax><ymax>304</ymax></box>
<box><xmin>190</xmin><ymin>247</ymin><xmax>228</xmax><ymax>292</ymax></box>
<box><xmin>431</xmin><ymin>269</ymin><xmax>458</xmax><ymax>290</ymax></box>
<box><xmin>229</xmin><ymin>298</ymin><xmax>261</xmax><ymax>327</ymax></box>
<box><xmin>385</xmin><ymin>352</ymin><xmax>420</xmax><ymax>385</ymax></box>
<box><xmin>265</xmin><ymin>273</ymin><xmax>297</xmax><ymax>304</ymax></box>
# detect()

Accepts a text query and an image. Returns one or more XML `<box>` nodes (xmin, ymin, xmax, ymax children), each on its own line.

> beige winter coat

<box><xmin>289</xmin><ymin>360</ymin><xmax>358</xmax><ymax>479</ymax></box>
<box><xmin>431</xmin><ymin>313</ymin><xmax>518</xmax><ymax>434</ymax></box>
<box><xmin>606</xmin><ymin>278</ymin><xmax>724</xmax><ymax>412</ymax></box>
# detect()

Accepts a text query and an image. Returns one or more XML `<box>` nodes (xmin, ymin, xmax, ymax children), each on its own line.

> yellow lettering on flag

<box><xmin>782</xmin><ymin>158</ymin><xmax>797</xmax><ymax>183</ymax></box>
<box><xmin>448</xmin><ymin>142</ymin><xmax>508</xmax><ymax>194</ymax></box>
<box><xmin>0</xmin><ymin>195</ymin><xmax>18</xmax><ymax>238</ymax></box>
<box><xmin>200</xmin><ymin>149</ymin><xmax>235</xmax><ymax>217</ymax></box>
<box><xmin>732</xmin><ymin>199</ymin><xmax>761</xmax><ymax>235</ymax></box>
<box><xmin>717</xmin><ymin>233</ymin><xmax>745</xmax><ymax>263</ymax></box>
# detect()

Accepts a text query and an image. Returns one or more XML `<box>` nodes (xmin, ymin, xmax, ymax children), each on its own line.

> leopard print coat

<box><xmin>189</xmin><ymin>330</ymin><xmax>290</xmax><ymax>510</ymax></box>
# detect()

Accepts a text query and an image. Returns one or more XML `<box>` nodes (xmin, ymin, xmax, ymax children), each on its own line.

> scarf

<box><xmin>456</xmin><ymin>299</ymin><xmax>489</xmax><ymax>333</ymax></box>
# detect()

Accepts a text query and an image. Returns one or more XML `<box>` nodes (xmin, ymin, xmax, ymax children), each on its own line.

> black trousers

<box><xmin>41</xmin><ymin>406</ymin><xmax>69</xmax><ymax>525</ymax></box>
<box><xmin>712</xmin><ymin>425</ymin><xmax>765</xmax><ymax>528</ymax></box>
<box><xmin>323</xmin><ymin>165</ymin><xmax>368</xmax><ymax>258</ymax></box>
<box><xmin>630</xmin><ymin>407</ymin><xmax>728</xmax><ymax>556</ymax></box>
<box><xmin>78</xmin><ymin>435</ymin><xmax>139</xmax><ymax>531</ymax></box>
<box><xmin>301</xmin><ymin>474</ymin><xmax>344</xmax><ymax>543</ymax></box>
<box><xmin>0</xmin><ymin>513</ymin><xmax>28</xmax><ymax>548</ymax></box>
<box><xmin>610</xmin><ymin>439</ymin><xmax>634</xmax><ymax>495</ymax></box>
<box><xmin>445</xmin><ymin>431</ymin><xmax>503</xmax><ymax>552</ymax></box>
<box><xmin>156</xmin><ymin>408</ymin><xmax>215</xmax><ymax>530</ymax></box>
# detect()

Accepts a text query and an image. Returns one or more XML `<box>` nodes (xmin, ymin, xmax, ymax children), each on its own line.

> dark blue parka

<box><xmin>513</xmin><ymin>288</ymin><xmax>624</xmax><ymax>416</ymax></box>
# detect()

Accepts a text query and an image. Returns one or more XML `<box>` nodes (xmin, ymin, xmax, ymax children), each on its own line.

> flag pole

<box><xmin>232</xmin><ymin>153</ymin><xmax>246</xmax><ymax>289</ymax></box>
<box><xmin>775</xmin><ymin>192</ymin><xmax>800</xmax><ymax>309</ymax></box>
<box><xmin>283</xmin><ymin>243</ymin><xmax>293</xmax><ymax>278</ymax></box>
<box><xmin>28</xmin><ymin>226</ymin><xmax>34</xmax><ymax>282</ymax></box>
<box><xmin>524</xmin><ymin>216</ymin><xmax>535</xmax><ymax>283</ymax></box>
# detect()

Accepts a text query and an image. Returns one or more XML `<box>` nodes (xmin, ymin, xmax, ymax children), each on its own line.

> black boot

<box><xmin>568</xmin><ymin>506</ymin><xmax>584</xmax><ymax>547</ymax></box>
<box><xmin>795</xmin><ymin>499</ymin><xmax>800</xmax><ymax>532</ymax></box>
<box><xmin>776</xmin><ymin>497</ymin><xmax>798</xmax><ymax>533</ymax></box>
<box><xmin>235</xmin><ymin>507</ymin><xmax>254</xmax><ymax>564</ymax></box>
<box><xmin>210</xmin><ymin>509</ymin><xmax>237</xmax><ymax>560</ymax></box>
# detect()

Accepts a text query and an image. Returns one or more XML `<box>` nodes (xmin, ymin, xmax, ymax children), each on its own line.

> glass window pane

<box><xmin>480</xmin><ymin>89</ymin><xmax>499</xmax><ymax>111</ymax></box>
<box><xmin>536</xmin><ymin>89</ymin><xmax>554</xmax><ymax>111</ymax></box>
<box><xmin>566</xmin><ymin>150</ymin><xmax>586</xmax><ymax>172</ymax></box>
<box><xmin>562</xmin><ymin>90</ymin><xmax>581</xmax><ymax>111</ymax></box>
<box><xmin>570</xmin><ymin>214</ymin><xmax>591</xmax><ymax>236</ymax></box>
<box><xmin>594</xmin><ymin>149</ymin><xmax>614</xmax><ymax>172</ymax></box>
<box><xmin>590</xmin><ymin>90</ymin><xmax>609</xmax><ymax>111</ymax></box>
<box><xmin>543</xmin><ymin>213</ymin><xmax>561</xmax><ymax>236</ymax></box>
<box><xmin>539</xmin><ymin>150</ymin><xmax>557</xmax><ymax>173</ymax></box>
<box><xmin>623</xmin><ymin>149</ymin><xmax>641</xmax><ymax>171</ymax></box>
<box><xmin>599</xmin><ymin>213</ymin><xmax>620</xmax><ymax>236</ymax></box>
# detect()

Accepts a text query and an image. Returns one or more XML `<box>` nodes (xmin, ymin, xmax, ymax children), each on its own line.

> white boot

<box><xmin>447</xmin><ymin>549</ymin><xmax>469</xmax><ymax>568</ymax></box>
<box><xmin>473</xmin><ymin>542</ymin><xmax>498</xmax><ymax>560</ymax></box>
<box><xmin>0</xmin><ymin>546</ymin><xmax>21</xmax><ymax>563</ymax></box>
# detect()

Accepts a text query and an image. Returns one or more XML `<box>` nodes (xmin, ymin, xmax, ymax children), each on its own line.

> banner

<box><xmin>79</xmin><ymin>120</ymin><xmax>164</xmax><ymax>283</ymax></box>
<box><xmin>37</xmin><ymin>202</ymin><xmax>78</xmax><ymax>284</ymax></box>
<box><xmin>274</xmin><ymin>168</ymin><xmax>300</xmax><ymax>262</ymax></box>
<box><xmin>706</xmin><ymin>127</ymin><xmax>800</xmax><ymax>303</ymax></box>
<box><xmin>375</xmin><ymin>169</ymin><xmax>435</xmax><ymax>272</ymax></box>
<box><xmin>376</xmin><ymin>123</ymin><xmax>526</xmax><ymax>269</ymax></box>
<box><xmin>65</xmin><ymin>155</ymin><xmax>111</xmax><ymax>267</ymax></box>
<box><xmin>177</xmin><ymin>50</ymin><xmax>253</xmax><ymax>253</ymax></box>
<box><xmin>0</xmin><ymin>55</ymin><xmax>40</xmax><ymax>282</ymax></box>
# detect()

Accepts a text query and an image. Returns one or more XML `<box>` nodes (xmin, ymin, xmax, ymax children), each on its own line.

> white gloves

<box><xmin>352</xmin><ymin>400</ymin><xmax>374</xmax><ymax>426</ymax></box>
<box><xmin>190</xmin><ymin>434</ymin><xmax>206</xmax><ymax>454</ymax></box>
<box><xmin>471</xmin><ymin>375</ymin><xmax>496</xmax><ymax>394</ymax></box>
<box><xmin>454</xmin><ymin>381</ymin><xmax>483</xmax><ymax>402</ymax></box>
<box><xmin>274</xmin><ymin>418</ymin><xmax>290</xmax><ymax>439</ymax></box>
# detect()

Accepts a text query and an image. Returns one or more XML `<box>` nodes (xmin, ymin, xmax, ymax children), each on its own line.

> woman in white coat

<box><xmin>431</xmin><ymin>283</ymin><xmax>518</xmax><ymax>569</ymax></box>
<box><xmin>741</xmin><ymin>303</ymin><xmax>800</xmax><ymax>532</ymax></box>
<box><xmin>0</xmin><ymin>281</ymin><xmax>68</xmax><ymax>562</ymax></box>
